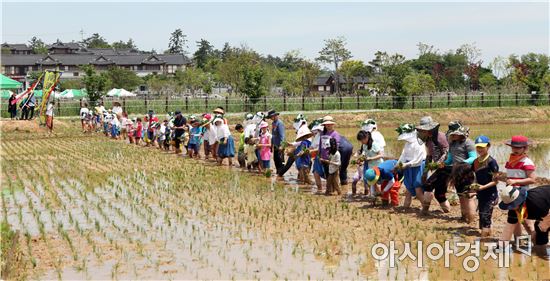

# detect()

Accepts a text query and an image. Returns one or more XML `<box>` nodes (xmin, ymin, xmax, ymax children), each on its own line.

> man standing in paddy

<box><xmin>268</xmin><ymin>110</ymin><xmax>285</xmax><ymax>175</ymax></box>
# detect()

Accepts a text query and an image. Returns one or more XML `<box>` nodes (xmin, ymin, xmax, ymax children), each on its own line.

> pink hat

<box><xmin>259</xmin><ymin>121</ymin><xmax>269</xmax><ymax>129</ymax></box>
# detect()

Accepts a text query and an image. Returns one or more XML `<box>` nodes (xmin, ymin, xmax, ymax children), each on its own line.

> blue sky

<box><xmin>2</xmin><ymin>1</ymin><xmax>548</xmax><ymax>67</ymax></box>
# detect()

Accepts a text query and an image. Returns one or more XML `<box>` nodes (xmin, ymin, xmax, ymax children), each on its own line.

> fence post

<box><xmin>57</xmin><ymin>98</ymin><xmax>61</xmax><ymax>116</ymax></box>
<box><xmin>205</xmin><ymin>95</ymin><xmax>208</xmax><ymax>111</ymax></box>
<box><xmin>144</xmin><ymin>95</ymin><xmax>148</xmax><ymax>110</ymax></box>
<box><xmin>283</xmin><ymin>93</ymin><xmax>287</xmax><ymax>111</ymax></box>
<box><xmin>375</xmin><ymin>94</ymin><xmax>379</xmax><ymax>109</ymax></box>
<box><xmin>481</xmin><ymin>91</ymin><xmax>484</xmax><ymax>107</ymax></box>
<box><xmin>165</xmin><ymin>95</ymin><xmax>169</xmax><ymax>113</ymax></box>
<box><xmin>447</xmin><ymin>92</ymin><xmax>450</xmax><ymax>107</ymax></box>
<box><xmin>263</xmin><ymin>95</ymin><xmax>267</xmax><ymax>111</ymax></box>
<box><xmin>225</xmin><ymin>96</ymin><xmax>229</xmax><ymax>112</ymax></box>
<box><xmin>321</xmin><ymin>94</ymin><xmax>324</xmax><ymax>110</ymax></box>
<box><xmin>339</xmin><ymin>94</ymin><xmax>343</xmax><ymax>110</ymax></box>
<box><xmin>548</xmin><ymin>91</ymin><xmax>550</xmax><ymax>106</ymax></box>
<box><xmin>498</xmin><ymin>92</ymin><xmax>501</xmax><ymax>107</ymax></box>
<box><xmin>429</xmin><ymin>93</ymin><xmax>433</xmax><ymax>109</ymax></box>
<box><xmin>123</xmin><ymin>98</ymin><xmax>126</xmax><ymax>112</ymax></box>
<box><xmin>244</xmin><ymin>97</ymin><xmax>247</xmax><ymax>112</ymax></box>
<box><xmin>79</xmin><ymin>98</ymin><xmax>82</xmax><ymax>108</ymax></box>
<box><xmin>185</xmin><ymin>96</ymin><xmax>189</xmax><ymax>111</ymax></box>
<box><xmin>412</xmin><ymin>95</ymin><xmax>415</xmax><ymax>109</ymax></box>
<box><xmin>515</xmin><ymin>92</ymin><xmax>519</xmax><ymax>106</ymax></box>
<box><xmin>356</xmin><ymin>93</ymin><xmax>360</xmax><ymax>109</ymax></box>
<box><xmin>301</xmin><ymin>94</ymin><xmax>305</xmax><ymax>111</ymax></box>
<box><xmin>464</xmin><ymin>92</ymin><xmax>467</xmax><ymax>107</ymax></box>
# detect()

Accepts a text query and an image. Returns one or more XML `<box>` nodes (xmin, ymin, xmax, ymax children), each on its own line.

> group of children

<box><xmin>85</xmin><ymin>103</ymin><xmax>548</xmax><ymax>246</ymax></box>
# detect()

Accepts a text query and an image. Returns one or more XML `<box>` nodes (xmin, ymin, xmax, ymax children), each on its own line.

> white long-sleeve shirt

<box><xmin>398</xmin><ymin>139</ymin><xmax>427</xmax><ymax>168</ymax></box>
<box><xmin>215</xmin><ymin>124</ymin><xmax>231</xmax><ymax>141</ymax></box>
<box><xmin>203</xmin><ymin>126</ymin><xmax>218</xmax><ymax>144</ymax></box>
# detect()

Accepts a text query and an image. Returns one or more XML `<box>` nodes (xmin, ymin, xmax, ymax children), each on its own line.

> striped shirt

<box><xmin>505</xmin><ymin>156</ymin><xmax>536</xmax><ymax>189</ymax></box>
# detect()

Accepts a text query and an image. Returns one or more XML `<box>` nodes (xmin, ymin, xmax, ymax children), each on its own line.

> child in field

<box><xmin>135</xmin><ymin>118</ymin><xmax>143</xmax><ymax>145</ymax></box>
<box><xmin>156</xmin><ymin>121</ymin><xmax>167</xmax><ymax>149</ymax></box>
<box><xmin>214</xmin><ymin>117</ymin><xmax>234</xmax><ymax>165</ymax></box>
<box><xmin>500</xmin><ymin>135</ymin><xmax>538</xmax><ymax>244</ymax></box>
<box><xmin>470</xmin><ymin>135</ymin><xmax>499</xmax><ymax>237</ymax></box>
<box><xmin>127</xmin><ymin>118</ymin><xmax>136</xmax><ymax>144</ymax></box>
<box><xmin>445</xmin><ymin>121</ymin><xmax>477</xmax><ymax>222</ymax></box>
<box><xmin>353</xmin><ymin>130</ymin><xmax>384</xmax><ymax>196</ymax></box>
<box><xmin>294</xmin><ymin>125</ymin><xmax>313</xmax><ymax>184</ymax></box>
<box><xmin>257</xmin><ymin>121</ymin><xmax>272</xmax><ymax>172</ymax></box>
<box><xmin>45</xmin><ymin>101</ymin><xmax>55</xmax><ymax>133</ymax></box>
<box><xmin>163</xmin><ymin>120</ymin><xmax>171</xmax><ymax>150</ymax></box>
<box><xmin>245</xmin><ymin>137</ymin><xmax>260</xmax><ymax>172</ymax></box>
<box><xmin>321</xmin><ymin>138</ymin><xmax>341</xmax><ymax>195</ymax></box>
<box><xmin>365</xmin><ymin>160</ymin><xmax>400</xmax><ymax>206</ymax></box>
<box><xmin>188</xmin><ymin>119</ymin><xmax>203</xmax><ymax>159</ymax></box>
<box><xmin>236</xmin><ymin>124</ymin><xmax>246</xmax><ymax>168</ymax></box>
<box><xmin>111</xmin><ymin>113</ymin><xmax>120</xmax><ymax>139</ymax></box>
<box><xmin>395</xmin><ymin>124</ymin><xmax>426</xmax><ymax>208</ymax></box>
<box><xmin>202</xmin><ymin>115</ymin><xmax>217</xmax><ymax>160</ymax></box>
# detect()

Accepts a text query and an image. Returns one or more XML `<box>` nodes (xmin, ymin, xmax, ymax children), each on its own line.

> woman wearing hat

<box><xmin>416</xmin><ymin>116</ymin><xmax>450</xmax><ymax>215</ymax></box>
<box><xmin>396</xmin><ymin>123</ymin><xmax>426</xmax><ymax>208</ymax></box>
<box><xmin>214</xmin><ymin>117</ymin><xmax>235</xmax><ymax>166</ymax></box>
<box><xmin>498</xmin><ymin>185</ymin><xmax>550</xmax><ymax>252</ymax></box>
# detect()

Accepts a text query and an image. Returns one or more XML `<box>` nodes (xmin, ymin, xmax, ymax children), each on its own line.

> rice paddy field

<box><xmin>1</xmin><ymin>108</ymin><xmax>550</xmax><ymax>280</ymax></box>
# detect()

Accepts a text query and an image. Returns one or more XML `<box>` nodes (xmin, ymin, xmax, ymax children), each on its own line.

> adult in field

<box><xmin>172</xmin><ymin>110</ymin><xmax>187</xmax><ymax>154</ymax></box>
<box><xmin>112</xmin><ymin>101</ymin><xmax>123</xmax><ymax>119</ymax></box>
<box><xmin>416</xmin><ymin>116</ymin><xmax>449</xmax><ymax>215</ymax></box>
<box><xmin>8</xmin><ymin>92</ymin><xmax>17</xmax><ymax>120</ymax></box>
<box><xmin>20</xmin><ymin>94</ymin><xmax>37</xmax><ymax>120</ymax></box>
<box><xmin>314</xmin><ymin>116</ymin><xmax>353</xmax><ymax>188</ymax></box>
<box><xmin>267</xmin><ymin>110</ymin><xmax>285</xmax><ymax>175</ymax></box>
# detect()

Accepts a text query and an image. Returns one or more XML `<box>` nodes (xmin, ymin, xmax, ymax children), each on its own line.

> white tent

<box><xmin>106</xmin><ymin>88</ymin><xmax>136</xmax><ymax>97</ymax></box>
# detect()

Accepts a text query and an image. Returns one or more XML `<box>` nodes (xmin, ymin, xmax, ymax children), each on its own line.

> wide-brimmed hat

<box><xmin>361</xmin><ymin>119</ymin><xmax>377</xmax><ymax>132</ymax></box>
<box><xmin>498</xmin><ymin>185</ymin><xmax>528</xmax><ymax>210</ymax></box>
<box><xmin>245</xmin><ymin>113</ymin><xmax>254</xmax><ymax>120</ymax></box>
<box><xmin>396</xmin><ymin>123</ymin><xmax>417</xmax><ymax>141</ymax></box>
<box><xmin>416</xmin><ymin>116</ymin><xmax>439</xmax><ymax>131</ymax></box>
<box><xmin>212</xmin><ymin>118</ymin><xmax>224</xmax><ymax>125</ymax></box>
<box><xmin>504</xmin><ymin>135</ymin><xmax>532</xmax><ymax>148</ymax></box>
<box><xmin>295</xmin><ymin>126</ymin><xmax>314</xmax><ymax>142</ymax></box>
<box><xmin>266</xmin><ymin>109</ymin><xmax>279</xmax><ymax>118</ymax></box>
<box><xmin>321</xmin><ymin>115</ymin><xmax>336</xmax><ymax>126</ymax></box>
<box><xmin>213</xmin><ymin>107</ymin><xmax>225</xmax><ymax>115</ymax></box>
<box><xmin>447</xmin><ymin>120</ymin><xmax>469</xmax><ymax>137</ymax></box>
<box><xmin>308</xmin><ymin>118</ymin><xmax>324</xmax><ymax>132</ymax></box>
<box><xmin>365</xmin><ymin>167</ymin><xmax>381</xmax><ymax>186</ymax></box>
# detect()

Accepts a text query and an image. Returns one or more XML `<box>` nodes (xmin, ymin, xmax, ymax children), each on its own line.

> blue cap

<box><xmin>474</xmin><ymin>135</ymin><xmax>490</xmax><ymax>147</ymax></box>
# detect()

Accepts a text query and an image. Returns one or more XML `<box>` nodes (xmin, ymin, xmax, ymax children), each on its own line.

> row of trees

<box><xmin>20</xmin><ymin>29</ymin><xmax>550</xmax><ymax>104</ymax></box>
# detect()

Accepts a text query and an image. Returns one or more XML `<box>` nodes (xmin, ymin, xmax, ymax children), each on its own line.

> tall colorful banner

<box><xmin>11</xmin><ymin>72</ymin><xmax>44</xmax><ymax>105</ymax></box>
<box><xmin>38</xmin><ymin>70</ymin><xmax>61</xmax><ymax>125</ymax></box>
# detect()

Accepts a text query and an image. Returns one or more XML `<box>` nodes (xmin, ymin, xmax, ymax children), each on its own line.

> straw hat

<box><xmin>213</xmin><ymin>107</ymin><xmax>225</xmax><ymax>115</ymax></box>
<box><xmin>295</xmin><ymin>125</ymin><xmax>314</xmax><ymax>142</ymax></box>
<box><xmin>321</xmin><ymin>115</ymin><xmax>336</xmax><ymax>125</ymax></box>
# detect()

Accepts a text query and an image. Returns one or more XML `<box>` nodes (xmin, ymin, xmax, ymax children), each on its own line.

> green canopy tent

<box><xmin>0</xmin><ymin>74</ymin><xmax>22</xmax><ymax>89</ymax></box>
<box><xmin>55</xmin><ymin>89</ymin><xmax>88</xmax><ymax>99</ymax></box>
<box><xmin>0</xmin><ymin>90</ymin><xmax>14</xmax><ymax>99</ymax></box>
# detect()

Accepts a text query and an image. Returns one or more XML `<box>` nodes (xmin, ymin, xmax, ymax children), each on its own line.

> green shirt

<box><xmin>239</xmin><ymin>133</ymin><xmax>245</xmax><ymax>152</ymax></box>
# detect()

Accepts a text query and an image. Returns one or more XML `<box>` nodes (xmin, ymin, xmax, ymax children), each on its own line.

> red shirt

<box><xmin>505</xmin><ymin>156</ymin><xmax>535</xmax><ymax>187</ymax></box>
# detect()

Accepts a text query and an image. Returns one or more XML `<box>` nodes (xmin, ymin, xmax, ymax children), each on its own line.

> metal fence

<box><xmin>2</xmin><ymin>91</ymin><xmax>550</xmax><ymax>118</ymax></box>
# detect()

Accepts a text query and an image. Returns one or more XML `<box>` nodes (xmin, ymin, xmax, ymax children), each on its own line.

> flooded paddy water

<box><xmin>1</xmin><ymin>119</ymin><xmax>549</xmax><ymax>280</ymax></box>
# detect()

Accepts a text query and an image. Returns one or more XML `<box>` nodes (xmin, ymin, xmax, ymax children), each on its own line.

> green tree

<box><xmin>82</xmin><ymin>33</ymin><xmax>110</xmax><ymax>48</ymax></box>
<box><xmin>59</xmin><ymin>79</ymin><xmax>84</xmax><ymax>91</ymax></box>
<box><xmin>339</xmin><ymin>60</ymin><xmax>370</xmax><ymax>94</ymax></box>
<box><xmin>316</xmin><ymin>36</ymin><xmax>352</xmax><ymax>94</ymax></box>
<box><xmin>168</xmin><ymin>28</ymin><xmax>187</xmax><ymax>54</ymax></box>
<box><xmin>193</xmin><ymin>39</ymin><xmax>213</xmax><ymax>69</ymax></box>
<box><xmin>28</xmin><ymin>36</ymin><xmax>48</xmax><ymax>54</ymax></box>
<box><xmin>509</xmin><ymin>53</ymin><xmax>549</xmax><ymax>104</ymax></box>
<box><xmin>112</xmin><ymin>39</ymin><xmax>136</xmax><ymax>50</ymax></box>
<box><xmin>81</xmin><ymin>65</ymin><xmax>108</xmax><ymax>103</ymax></box>
<box><xmin>403</xmin><ymin>72</ymin><xmax>436</xmax><ymax>96</ymax></box>
<box><xmin>175</xmin><ymin>67</ymin><xmax>210</xmax><ymax>96</ymax></box>
<box><xmin>479</xmin><ymin>72</ymin><xmax>497</xmax><ymax>91</ymax></box>
<box><xmin>241</xmin><ymin>66</ymin><xmax>266</xmax><ymax>104</ymax></box>
<box><xmin>103</xmin><ymin>67</ymin><xmax>142</xmax><ymax>91</ymax></box>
